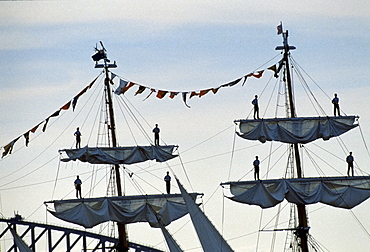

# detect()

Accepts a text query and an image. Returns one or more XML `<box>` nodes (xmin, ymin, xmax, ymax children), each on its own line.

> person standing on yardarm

<box><xmin>74</xmin><ymin>127</ymin><xmax>82</xmax><ymax>149</ymax></box>
<box><xmin>153</xmin><ymin>124</ymin><xmax>160</xmax><ymax>146</ymax></box>
<box><xmin>253</xmin><ymin>156</ymin><xmax>260</xmax><ymax>180</ymax></box>
<box><xmin>164</xmin><ymin>171</ymin><xmax>171</xmax><ymax>194</ymax></box>
<box><xmin>346</xmin><ymin>152</ymin><xmax>354</xmax><ymax>176</ymax></box>
<box><xmin>332</xmin><ymin>93</ymin><xmax>340</xmax><ymax>116</ymax></box>
<box><xmin>74</xmin><ymin>175</ymin><xmax>82</xmax><ymax>199</ymax></box>
<box><xmin>252</xmin><ymin>95</ymin><xmax>260</xmax><ymax>120</ymax></box>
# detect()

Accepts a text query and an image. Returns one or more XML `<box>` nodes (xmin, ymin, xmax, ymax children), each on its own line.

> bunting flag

<box><xmin>277</xmin><ymin>22</ymin><xmax>283</xmax><ymax>35</ymax></box>
<box><xmin>182</xmin><ymin>92</ymin><xmax>190</xmax><ymax>108</ymax></box>
<box><xmin>111</xmin><ymin>60</ymin><xmax>280</xmax><ymax>107</ymax></box>
<box><xmin>23</xmin><ymin>132</ymin><xmax>30</xmax><ymax>147</ymax></box>
<box><xmin>61</xmin><ymin>101</ymin><xmax>71</xmax><ymax>110</ymax></box>
<box><xmin>0</xmin><ymin>73</ymin><xmax>102</xmax><ymax>154</ymax></box>
<box><xmin>156</xmin><ymin>90</ymin><xmax>168</xmax><ymax>99</ymax></box>
<box><xmin>2</xmin><ymin>137</ymin><xmax>20</xmax><ymax>158</ymax></box>
<box><xmin>135</xmin><ymin>86</ymin><xmax>146</xmax><ymax>96</ymax></box>
<box><xmin>169</xmin><ymin>92</ymin><xmax>179</xmax><ymax>99</ymax></box>
<box><xmin>72</xmin><ymin>86</ymin><xmax>89</xmax><ymax>111</ymax></box>
<box><xmin>143</xmin><ymin>89</ymin><xmax>156</xmax><ymax>101</ymax></box>
<box><xmin>30</xmin><ymin>122</ymin><xmax>42</xmax><ymax>133</ymax></box>
<box><xmin>42</xmin><ymin>110</ymin><xmax>61</xmax><ymax>132</ymax></box>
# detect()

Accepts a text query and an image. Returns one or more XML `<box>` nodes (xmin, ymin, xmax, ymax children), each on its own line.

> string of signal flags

<box><xmin>1</xmin><ymin>59</ymin><xmax>282</xmax><ymax>158</ymax></box>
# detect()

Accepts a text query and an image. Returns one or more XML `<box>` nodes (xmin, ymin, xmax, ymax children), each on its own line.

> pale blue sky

<box><xmin>0</xmin><ymin>1</ymin><xmax>369</xmax><ymax>251</ymax></box>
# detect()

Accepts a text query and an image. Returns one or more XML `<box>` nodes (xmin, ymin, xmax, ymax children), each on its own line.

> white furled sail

<box><xmin>9</xmin><ymin>226</ymin><xmax>33</xmax><ymax>252</ymax></box>
<box><xmin>221</xmin><ymin>176</ymin><xmax>370</xmax><ymax>209</ymax></box>
<box><xmin>235</xmin><ymin>116</ymin><xmax>359</xmax><ymax>144</ymax></box>
<box><xmin>177</xmin><ymin>178</ymin><xmax>234</xmax><ymax>252</ymax></box>
<box><xmin>59</xmin><ymin>145</ymin><xmax>178</xmax><ymax>165</ymax></box>
<box><xmin>45</xmin><ymin>194</ymin><xmax>200</xmax><ymax>228</ymax></box>
<box><xmin>160</xmin><ymin>225</ymin><xmax>184</xmax><ymax>252</ymax></box>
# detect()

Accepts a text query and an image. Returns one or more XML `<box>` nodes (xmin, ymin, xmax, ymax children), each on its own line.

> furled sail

<box><xmin>235</xmin><ymin>116</ymin><xmax>359</xmax><ymax>144</ymax></box>
<box><xmin>45</xmin><ymin>194</ymin><xmax>201</xmax><ymax>228</ymax></box>
<box><xmin>59</xmin><ymin>145</ymin><xmax>178</xmax><ymax>165</ymax></box>
<box><xmin>177</xmin><ymin>178</ymin><xmax>234</xmax><ymax>252</ymax></box>
<box><xmin>221</xmin><ymin>176</ymin><xmax>370</xmax><ymax>209</ymax></box>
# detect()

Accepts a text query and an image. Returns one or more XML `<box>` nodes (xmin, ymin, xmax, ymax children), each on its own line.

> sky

<box><xmin>0</xmin><ymin>1</ymin><xmax>370</xmax><ymax>251</ymax></box>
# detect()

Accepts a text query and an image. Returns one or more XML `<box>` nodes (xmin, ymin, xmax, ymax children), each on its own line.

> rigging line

<box><xmin>116</xmin><ymin>97</ymin><xmax>139</xmax><ymax>145</ymax></box>
<box><xmin>303</xmin><ymin>147</ymin><xmax>336</xmax><ymax>176</ymax></box>
<box><xmin>359</xmin><ymin>123</ymin><xmax>370</xmax><ymax>158</ymax></box>
<box><xmin>269</xmin><ymin>203</ymin><xmax>282</xmax><ymax>252</ymax></box>
<box><xmin>177</xmin><ymin>152</ymin><xmax>194</xmax><ymax>192</ymax></box>
<box><xmin>117</xmin><ymin>95</ymin><xmax>152</xmax><ymax>144</ymax></box>
<box><xmin>255</xmin><ymin>209</ymin><xmax>263</xmax><ymax>252</ymax></box>
<box><xmin>237</xmin><ymin>143</ymin><xmax>286</xmax><ymax>181</ymax></box>
<box><xmin>181</xmin><ymin>124</ymin><xmax>234</xmax><ymax>154</ymax></box>
<box><xmin>0</xmin><ymin>82</ymin><xmax>105</xmax><ymax>182</ymax></box>
<box><xmin>260</xmin><ymin>201</ymin><xmax>290</xmax><ymax>231</ymax></box>
<box><xmin>119</xmin><ymin>94</ymin><xmax>153</xmax><ymax>142</ymax></box>
<box><xmin>0</xmin><ymin>154</ymin><xmax>59</xmax><ymax>188</ymax></box>
<box><xmin>262</xmin><ymin>74</ymin><xmax>278</xmax><ymax>118</ymax></box>
<box><xmin>227</xmin><ymin>125</ymin><xmax>237</xmax><ymax>181</ymax></box>
<box><xmin>119</xmin><ymin>94</ymin><xmax>154</xmax><ymax>140</ymax></box>
<box><xmin>349</xmin><ymin>208</ymin><xmax>370</xmax><ymax>240</ymax></box>
<box><xmin>78</xmin><ymin>76</ymin><xmax>105</xmax><ymax>139</ymax></box>
<box><xmin>252</xmin><ymin>53</ymin><xmax>283</xmax><ymax>72</ymax></box>
<box><xmin>290</xmin><ymin>56</ymin><xmax>326</xmax><ymax>115</ymax></box>
<box><xmin>134</xmin><ymin>142</ymin><xmax>261</xmax><ymax>175</ymax></box>
<box><xmin>51</xmin><ymin>156</ymin><xmax>62</xmax><ymax>199</ymax></box>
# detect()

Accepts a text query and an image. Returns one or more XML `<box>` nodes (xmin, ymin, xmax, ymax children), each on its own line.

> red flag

<box><xmin>121</xmin><ymin>82</ymin><xmax>135</xmax><ymax>95</ymax></box>
<box><xmin>277</xmin><ymin>23</ymin><xmax>283</xmax><ymax>35</ymax></box>
<box><xmin>156</xmin><ymin>90</ymin><xmax>168</xmax><ymax>99</ymax></box>
<box><xmin>169</xmin><ymin>92</ymin><xmax>179</xmax><ymax>99</ymax></box>
<box><xmin>252</xmin><ymin>70</ymin><xmax>264</xmax><ymax>79</ymax></box>
<box><xmin>199</xmin><ymin>89</ymin><xmax>211</xmax><ymax>97</ymax></box>
<box><xmin>61</xmin><ymin>101</ymin><xmax>71</xmax><ymax>110</ymax></box>
<box><xmin>189</xmin><ymin>91</ymin><xmax>199</xmax><ymax>99</ymax></box>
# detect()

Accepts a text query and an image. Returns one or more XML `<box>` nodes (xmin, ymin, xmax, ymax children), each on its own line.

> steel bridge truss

<box><xmin>0</xmin><ymin>218</ymin><xmax>164</xmax><ymax>252</ymax></box>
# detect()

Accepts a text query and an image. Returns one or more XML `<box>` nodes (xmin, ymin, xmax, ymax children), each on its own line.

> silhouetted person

<box><xmin>153</xmin><ymin>124</ymin><xmax>160</xmax><ymax>146</ymax></box>
<box><xmin>74</xmin><ymin>175</ymin><xmax>82</xmax><ymax>198</ymax></box>
<box><xmin>253</xmin><ymin>156</ymin><xmax>260</xmax><ymax>180</ymax></box>
<box><xmin>252</xmin><ymin>95</ymin><xmax>260</xmax><ymax>119</ymax></box>
<box><xmin>74</xmin><ymin>127</ymin><xmax>82</xmax><ymax>149</ymax></box>
<box><xmin>346</xmin><ymin>152</ymin><xmax>354</xmax><ymax>176</ymax></box>
<box><xmin>164</xmin><ymin>171</ymin><xmax>171</xmax><ymax>194</ymax></box>
<box><xmin>332</xmin><ymin>93</ymin><xmax>340</xmax><ymax>116</ymax></box>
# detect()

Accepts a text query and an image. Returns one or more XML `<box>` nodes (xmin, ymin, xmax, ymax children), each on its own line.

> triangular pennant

<box><xmin>88</xmin><ymin>75</ymin><xmax>100</xmax><ymax>89</ymax></box>
<box><xmin>2</xmin><ymin>136</ymin><xmax>20</xmax><ymax>158</ymax></box>
<box><xmin>169</xmin><ymin>92</ymin><xmax>179</xmax><ymax>99</ymax></box>
<box><xmin>242</xmin><ymin>73</ymin><xmax>253</xmax><ymax>86</ymax></box>
<box><xmin>182</xmin><ymin>92</ymin><xmax>191</xmax><ymax>108</ymax></box>
<box><xmin>156</xmin><ymin>90</ymin><xmax>168</xmax><ymax>99</ymax></box>
<box><xmin>135</xmin><ymin>85</ymin><xmax>146</xmax><ymax>96</ymax></box>
<box><xmin>42</xmin><ymin>118</ymin><xmax>50</xmax><ymax>132</ymax></box>
<box><xmin>24</xmin><ymin>131</ymin><xmax>30</xmax><ymax>147</ymax></box>
<box><xmin>221</xmin><ymin>78</ymin><xmax>242</xmax><ymax>87</ymax></box>
<box><xmin>252</xmin><ymin>70</ymin><xmax>264</xmax><ymax>78</ymax></box>
<box><xmin>61</xmin><ymin>101</ymin><xmax>71</xmax><ymax>110</ymax></box>
<box><xmin>268</xmin><ymin>64</ymin><xmax>279</xmax><ymax>78</ymax></box>
<box><xmin>143</xmin><ymin>89</ymin><xmax>156</xmax><ymax>101</ymax></box>
<box><xmin>114</xmin><ymin>79</ymin><xmax>129</xmax><ymax>95</ymax></box>
<box><xmin>30</xmin><ymin>122</ymin><xmax>42</xmax><ymax>133</ymax></box>
<box><xmin>72</xmin><ymin>86</ymin><xmax>89</xmax><ymax>111</ymax></box>
<box><xmin>212</xmin><ymin>87</ymin><xmax>221</xmax><ymax>94</ymax></box>
<box><xmin>121</xmin><ymin>82</ymin><xmax>135</xmax><ymax>95</ymax></box>
<box><xmin>199</xmin><ymin>89</ymin><xmax>211</xmax><ymax>98</ymax></box>
<box><xmin>189</xmin><ymin>91</ymin><xmax>199</xmax><ymax>99</ymax></box>
<box><xmin>110</xmin><ymin>72</ymin><xmax>117</xmax><ymax>84</ymax></box>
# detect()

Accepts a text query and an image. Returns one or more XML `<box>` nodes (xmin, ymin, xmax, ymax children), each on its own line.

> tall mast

<box><xmin>276</xmin><ymin>29</ymin><xmax>309</xmax><ymax>251</ymax></box>
<box><xmin>94</xmin><ymin>44</ymin><xmax>129</xmax><ymax>252</ymax></box>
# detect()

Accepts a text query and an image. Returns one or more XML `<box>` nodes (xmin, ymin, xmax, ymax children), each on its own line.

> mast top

<box><xmin>92</xmin><ymin>41</ymin><xmax>117</xmax><ymax>69</ymax></box>
<box><xmin>275</xmin><ymin>23</ymin><xmax>296</xmax><ymax>52</ymax></box>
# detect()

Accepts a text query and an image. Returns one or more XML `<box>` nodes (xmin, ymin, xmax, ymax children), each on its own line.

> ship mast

<box><xmin>275</xmin><ymin>29</ymin><xmax>309</xmax><ymax>251</ymax></box>
<box><xmin>94</xmin><ymin>44</ymin><xmax>129</xmax><ymax>252</ymax></box>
